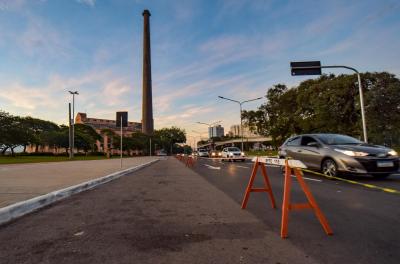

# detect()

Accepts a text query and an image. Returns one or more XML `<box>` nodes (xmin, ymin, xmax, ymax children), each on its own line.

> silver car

<box><xmin>278</xmin><ymin>133</ymin><xmax>399</xmax><ymax>178</ymax></box>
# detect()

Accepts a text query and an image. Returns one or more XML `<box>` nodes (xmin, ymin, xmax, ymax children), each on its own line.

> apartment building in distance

<box><xmin>229</xmin><ymin>124</ymin><xmax>258</xmax><ymax>138</ymax></box>
<box><xmin>208</xmin><ymin>125</ymin><xmax>224</xmax><ymax>138</ymax></box>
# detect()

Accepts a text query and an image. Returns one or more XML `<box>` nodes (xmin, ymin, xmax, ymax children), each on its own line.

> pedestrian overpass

<box><xmin>197</xmin><ymin>136</ymin><xmax>272</xmax><ymax>150</ymax></box>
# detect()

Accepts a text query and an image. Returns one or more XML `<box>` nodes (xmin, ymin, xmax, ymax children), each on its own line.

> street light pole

<box><xmin>68</xmin><ymin>91</ymin><xmax>79</xmax><ymax>158</ymax></box>
<box><xmin>291</xmin><ymin>63</ymin><xmax>368</xmax><ymax>143</ymax></box>
<box><xmin>196</xmin><ymin>121</ymin><xmax>221</xmax><ymax>150</ymax></box>
<box><xmin>192</xmin><ymin>130</ymin><xmax>207</xmax><ymax>150</ymax></box>
<box><xmin>218</xmin><ymin>96</ymin><xmax>263</xmax><ymax>151</ymax></box>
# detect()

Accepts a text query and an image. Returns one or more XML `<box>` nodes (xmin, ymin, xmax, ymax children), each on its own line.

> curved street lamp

<box><xmin>218</xmin><ymin>96</ymin><xmax>262</xmax><ymax>151</ymax></box>
<box><xmin>196</xmin><ymin>121</ymin><xmax>221</xmax><ymax>150</ymax></box>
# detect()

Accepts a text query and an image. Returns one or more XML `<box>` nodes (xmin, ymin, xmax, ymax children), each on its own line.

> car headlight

<box><xmin>218</xmin><ymin>153</ymin><xmax>222</xmax><ymax>156</ymax></box>
<box><xmin>334</xmin><ymin>149</ymin><xmax>368</xmax><ymax>157</ymax></box>
<box><xmin>388</xmin><ymin>150</ymin><xmax>398</xmax><ymax>156</ymax></box>
<box><xmin>241</xmin><ymin>152</ymin><xmax>245</xmax><ymax>156</ymax></box>
<box><xmin>212</xmin><ymin>153</ymin><xmax>216</xmax><ymax>156</ymax></box>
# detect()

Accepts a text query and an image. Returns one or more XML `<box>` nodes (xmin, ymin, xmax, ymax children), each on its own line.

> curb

<box><xmin>0</xmin><ymin>159</ymin><xmax>159</xmax><ymax>225</ymax></box>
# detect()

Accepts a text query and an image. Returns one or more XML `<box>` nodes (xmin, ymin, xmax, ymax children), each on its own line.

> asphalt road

<box><xmin>1</xmin><ymin>157</ymin><xmax>399</xmax><ymax>263</ymax></box>
<box><xmin>193</xmin><ymin>157</ymin><xmax>400</xmax><ymax>264</ymax></box>
<box><xmin>0</xmin><ymin>158</ymin><xmax>321</xmax><ymax>264</ymax></box>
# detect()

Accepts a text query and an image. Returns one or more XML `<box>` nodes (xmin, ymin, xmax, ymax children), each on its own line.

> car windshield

<box><xmin>227</xmin><ymin>147</ymin><xmax>240</xmax><ymax>152</ymax></box>
<box><xmin>316</xmin><ymin>134</ymin><xmax>362</xmax><ymax>145</ymax></box>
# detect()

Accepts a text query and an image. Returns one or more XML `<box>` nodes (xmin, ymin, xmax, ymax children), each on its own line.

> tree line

<box><xmin>0</xmin><ymin>111</ymin><xmax>188</xmax><ymax>155</ymax></box>
<box><xmin>242</xmin><ymin>72</ymin><xmax>400</xmax><ymax>147</ymax></box>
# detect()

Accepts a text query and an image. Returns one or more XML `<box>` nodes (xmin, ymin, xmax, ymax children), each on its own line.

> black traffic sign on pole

<box><xmin>116</xmin><ymin>111</ymin><xmax>128</xmax><ymax>127</ymax></box>
<box><xmin>290</xmin><ymin>61</ymin><xmax>322</xmax><ymax>76</ymax></box>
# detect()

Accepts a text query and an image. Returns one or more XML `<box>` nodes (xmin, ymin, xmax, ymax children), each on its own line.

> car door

<box><xmin>299</xmin><ymin>136</ymin><xmax>323</xmax><ymax>169</ymax></box>
<box><xmin>284</xmin><ymin>136</ymin><xmax>302</xmax><ymax>160</ymax></box>
<box><xmin>221</xmin><ymin>148</ymin><xmax>227</xmax><ymax>158</ymax></box>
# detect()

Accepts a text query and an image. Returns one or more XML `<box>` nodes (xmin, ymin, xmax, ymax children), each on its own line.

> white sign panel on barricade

<box><xmin>251</xmin><ymin>157</ymin><xmax>307</xmax><ymax>169</ymax></box>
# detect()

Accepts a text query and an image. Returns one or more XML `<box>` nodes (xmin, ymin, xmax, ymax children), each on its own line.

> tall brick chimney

<box><xmin>141</xmin><ymin>9</ymin><xmax>154</xmax><ymax>135</ymax></box>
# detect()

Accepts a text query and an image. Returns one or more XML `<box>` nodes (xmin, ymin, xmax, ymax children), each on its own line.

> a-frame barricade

<box><xmin>241</xmin><ymin>157</ymin><xmax>276</xmax><ymax>209</ymax></box>
<box><xmin>281</xmin><ymin>159</ymin><xmax>333</xmax><ymax>238</ymax></box>
<box><xmin>185</xmin><ymin>155</ymin><xmax>195</xmax><ymax>168</ymax></box>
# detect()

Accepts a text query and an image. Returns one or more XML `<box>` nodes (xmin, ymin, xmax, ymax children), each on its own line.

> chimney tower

<box><xmin>141</xmin><ymin>9</ymin><xmax>154</xmax><ymax>135</ymax></box>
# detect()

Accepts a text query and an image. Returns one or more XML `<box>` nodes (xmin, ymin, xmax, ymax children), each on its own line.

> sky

<box><xmin>0</xmin><ymin>0</ymin><xmax>400</xmax><ymax>146</ymax></box>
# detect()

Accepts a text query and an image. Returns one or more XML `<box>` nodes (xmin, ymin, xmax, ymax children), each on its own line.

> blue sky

<box><xmin>1</xmin><ymin>0</ymin><xmax>400</xmax><ymax>144</ymax></box>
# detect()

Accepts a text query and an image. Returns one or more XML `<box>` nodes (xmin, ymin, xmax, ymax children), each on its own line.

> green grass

<box><xmin>245</xmin><ymin>150</ymin><xmax>278</xmax><ymax>157</ymax></box>
<box><xmin>0</xmin><ymin>155</ymin><xmax>114</xmax><ymax>165</ymax></box>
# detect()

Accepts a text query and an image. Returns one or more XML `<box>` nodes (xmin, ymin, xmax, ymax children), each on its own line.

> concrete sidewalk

<box><xmin>0</xmin><ymin>157</ymin><xmax>317</xmax><ymax>264</ymax></box>
<box><xmin>0</xmin><ymin>157</ymin><xmax>158</xmax><ymax>208</ymax></box>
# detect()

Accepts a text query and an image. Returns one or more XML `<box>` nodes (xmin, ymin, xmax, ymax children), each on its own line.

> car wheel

<box><xmin>322</xmin><ymin>158</ymin><xmax>338</xmax><ymax>177</ymax></box>
<box><xmin>372</xmin><ymin>173</ymin><xmax>390</xmax><ymax>179</ymax></box>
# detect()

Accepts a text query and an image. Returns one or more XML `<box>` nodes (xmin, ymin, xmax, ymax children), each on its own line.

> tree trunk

<box><xmin>23</xmin><ymin>144</ymin><xmax>27</xmax><ymax>153</ymax></box>
<box><xmin>2</xmin><ymin>147</ymin><xmax>9</xmax><ymax>155</ymax></box>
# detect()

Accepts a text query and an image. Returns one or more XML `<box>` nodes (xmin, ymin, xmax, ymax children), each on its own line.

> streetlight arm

<box><xmin>196</xmin><ymin>122</ymin><xmax>210</xmax><ymax>126</ymax></box>
<box><xmin>218</xmin><ymin>96</ymin><xmax>240</xmax><ymax>104</ymax></box>
<box><xmin>241</xmin><ymin>97</ymin><xmax>263</xmax><ymax>104</ymax></box>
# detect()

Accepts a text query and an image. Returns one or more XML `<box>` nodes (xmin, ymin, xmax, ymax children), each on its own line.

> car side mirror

<box><xmin>307</xmin><ymin>142</ymin><xmax>320</xmax><ymax>148</ymax></box>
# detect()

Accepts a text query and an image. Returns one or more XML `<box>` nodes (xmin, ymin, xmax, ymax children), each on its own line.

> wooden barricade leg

<box><xmin>294</xmin><ymin>169</ymin><xmax>333</xmax><ymax>235</ymax></box>
<box><xmin>241</xmin><ymin>160</ymin><xmax>259</xmax><ymax>209</ymax></box>
<box><xmin>260</xmin><ymin>163</ymin><xmax>276</xmax><ymax>208</ymax></box>
<box><xmin>281</xmin><ymin>161</ymin><xmax>292</xmax><ymax>238</ymax></box>
<box><xmin>281</xmin><ymin>160</ymin><xmax>333</xmax><ymax>238</ymax></box>
<box><xmin>241</xmin><ymin>158</ymin><xmax>276</xmax><ymax>209</ymax></box>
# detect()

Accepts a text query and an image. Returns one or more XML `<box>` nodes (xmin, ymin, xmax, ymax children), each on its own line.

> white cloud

<box><xmin>0</xmin><ymin>70</ymin><xmax>138</xmax><ymax>125</ymax></box>
<box><xmin>76</xmin><ymin>0</ymin><xmax>95</xmax><ymax>7</ymax></box>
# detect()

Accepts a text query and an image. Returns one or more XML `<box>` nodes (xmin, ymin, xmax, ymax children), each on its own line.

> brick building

<box><xmin>75</xmin><ymin>113</ymin><xmax>142</xmax><ymax>154</ymax></box>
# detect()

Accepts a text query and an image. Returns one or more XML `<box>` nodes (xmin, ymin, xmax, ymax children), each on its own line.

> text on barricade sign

<box><xmin>251</xmin><ymin>157</ymin><xmax>307</xmax><ymax>169</ymax></box>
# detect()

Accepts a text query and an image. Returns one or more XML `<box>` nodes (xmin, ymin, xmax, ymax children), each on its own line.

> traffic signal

<box><xmin>116</xmin><ymin>111</ymin><xmax>128</xmax><ymax>127</ymax></box>
<box><xmin>290</xmin><ymin>61</ymin><xmax>322</xmax><ymax>76</ymax></box>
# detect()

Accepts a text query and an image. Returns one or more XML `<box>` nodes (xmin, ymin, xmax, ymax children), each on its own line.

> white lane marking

<box><xmin>236</xmin><ymin>165</ymin><xmax>250</xmax><ymax>169</ymax></box>
<box><xmin>204</xmin><ymin>164</ymin><xmax>221</xmax><ymax>170</ymax></box>
<box><xmin>291</xmin><ymin>175</ymin><xmax>322</xmax><ymax>182</ymax></box>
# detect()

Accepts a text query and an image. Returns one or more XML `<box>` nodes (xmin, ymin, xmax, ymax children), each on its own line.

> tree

<box><xmin>153</xmin><ymin>127</ymin><xmax>186</xmax><ymax>154</ymax></box>
<box><xmin>74</xmin><ymin>124</ymin><xmax>102</xmax><ymax>154</ymax></box>
<box><xmin>21</xmin><ymin>116</ymin><xmax>60</xmax><ymax>152</ymax></box>
<box><xmin>242</xmin><ymin>72</ymin><xmax>400</xmax><ymax>147</ymax></box>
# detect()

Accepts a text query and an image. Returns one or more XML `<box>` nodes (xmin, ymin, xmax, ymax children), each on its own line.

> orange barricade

<box><xmin>281</xmin><ymin>160</ymin><xmax>333</xmax><ymax>238</ymax></box>
<box><xmin>241</xmin><ymin>157</ymin><xmax>277</xmax><ymax>209</ymax></box>
<box><xmin>186</xmin><ymin>155</ymin><xmax>196</xmax><ymax>167</ymax></box>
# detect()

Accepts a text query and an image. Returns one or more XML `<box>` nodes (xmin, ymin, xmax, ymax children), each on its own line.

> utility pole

<box><xmin>68</xmin><ymin>103</ymin><xmax>72</xmax><ymax>159</ymax></box>
<box><xmin>68</xmin><ymin>91</ymin><xmax>79</xmax><ymax>158</ymax></box>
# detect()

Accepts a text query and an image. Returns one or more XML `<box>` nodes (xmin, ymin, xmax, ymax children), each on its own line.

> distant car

<box><xmin>209</xmin><ymin>150</ymin><xmax>222</xmax><ymax>158</ymax></box>
<box><xmin>197</xmin><ymin>149</ymin><xmax>209</xmax><ymax>157</ymax></box>
<box><xmin>156</xmin><ymin>150</ymin><xmax>167</xmax><ymax>156</ymax></box>
<box><xmin>278</xmin><ymin>133</ymin><xmax>399</xmax><ymax>178</ymax></box>
<box><xmin>221</xmin><ymin>147</ymin><xmax>245</xmax><ymax>162</ymax></box>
